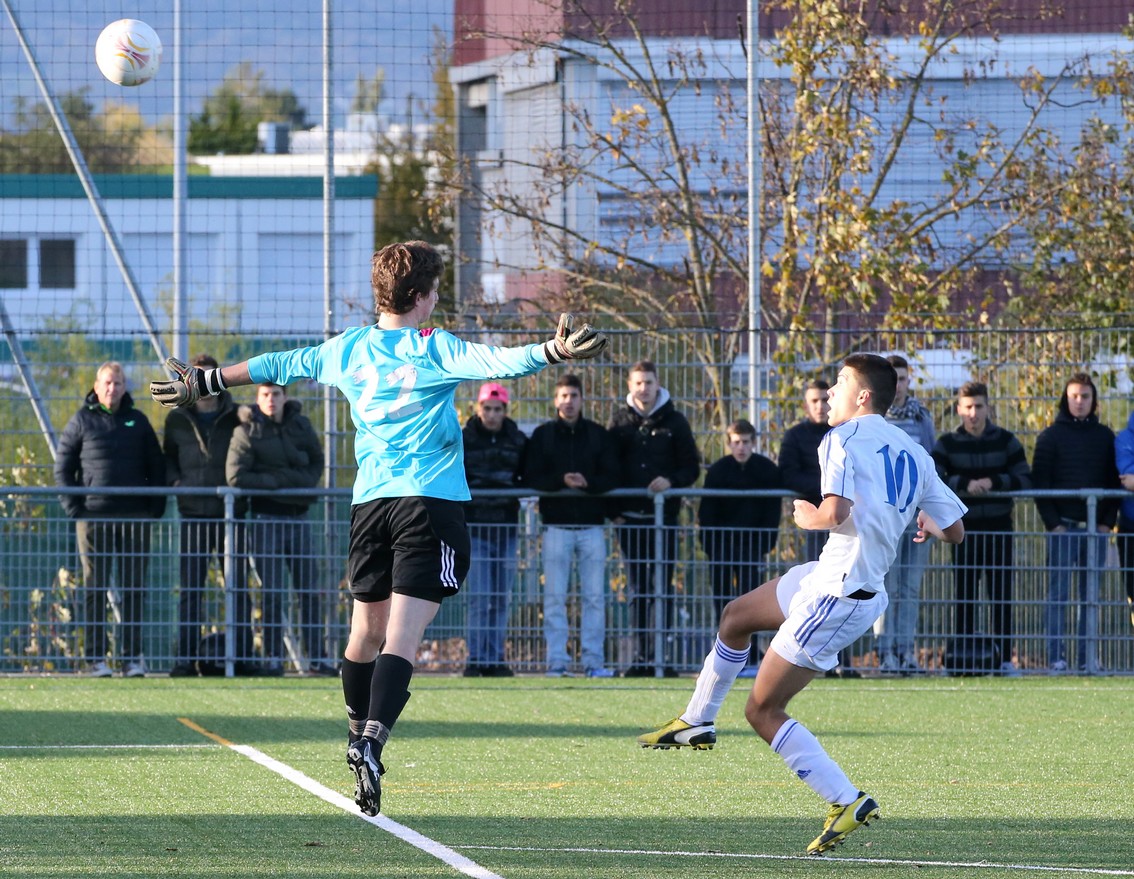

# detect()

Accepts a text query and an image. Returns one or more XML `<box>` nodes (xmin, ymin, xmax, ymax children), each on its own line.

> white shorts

<box><xmin>768</xmin><ymin>561</ymin><xmax>889</xmax><ymax>672</ymax></box>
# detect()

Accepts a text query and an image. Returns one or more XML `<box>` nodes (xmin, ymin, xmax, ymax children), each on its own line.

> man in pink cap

<box><xmin>461</xmin><ymin>382</ymin><xmax>527</xmax><ymax>676</ymax></box>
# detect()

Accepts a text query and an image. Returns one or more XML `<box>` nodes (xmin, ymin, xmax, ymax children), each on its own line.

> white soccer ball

<box><xmin>95</xmin><ymin>19</ymin><xmax>162</xmax><ymax>87</ymax></box>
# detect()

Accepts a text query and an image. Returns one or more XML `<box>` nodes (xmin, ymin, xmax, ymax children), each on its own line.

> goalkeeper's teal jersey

<box><xmin>248</xmin><ymin>325</ymin><xmax>550</xmax><ymax>504</ymax></box>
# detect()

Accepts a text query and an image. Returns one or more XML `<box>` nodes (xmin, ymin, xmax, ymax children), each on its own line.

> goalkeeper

<box><xmin>152</xmin><ymin>240</ymin><xmax>608</xmax><ymax>817</ymax></box>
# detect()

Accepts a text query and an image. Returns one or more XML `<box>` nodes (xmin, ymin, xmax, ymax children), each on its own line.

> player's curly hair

<box><xmin>371</xmin><ymin>241</ymin><xmax>444</xmax><ymax>316</ymax></box>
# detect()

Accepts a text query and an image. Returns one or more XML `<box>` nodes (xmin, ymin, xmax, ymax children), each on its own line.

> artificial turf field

<box><xmin>1</xmin><ymin>674</ymin><xmax>1131</xmax><ymax>879</ymax></box>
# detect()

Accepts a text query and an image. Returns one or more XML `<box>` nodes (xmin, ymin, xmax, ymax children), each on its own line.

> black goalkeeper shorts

<box><xmin>346</xmin><ymin>496</ymin><xmax>470</xmax><ymax>604</ymax></box>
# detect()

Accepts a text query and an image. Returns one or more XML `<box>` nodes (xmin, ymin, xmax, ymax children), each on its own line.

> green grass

<box><xmin>1</xmin><ymin>675</ymin><xmax>1132</xmax><ymax>878</ymax></box>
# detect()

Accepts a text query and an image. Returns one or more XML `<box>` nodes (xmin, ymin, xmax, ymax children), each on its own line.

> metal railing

<box><xmin>1</xmin><ymin>486</ymin><xmax>1131</xmax><ymax>676</ymax></box>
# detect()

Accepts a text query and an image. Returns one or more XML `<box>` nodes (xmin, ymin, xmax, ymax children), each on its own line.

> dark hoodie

<box><xmin>163</xmin><ymin>390</ymin><xmax>246</xmax><ymax>518</ymax></box>
<box><xmin>462</xmin><ymin>415</ymin><xmax>527</xmax><ymax>524</ymax></box>
<box><xmin>608</xmin><ymin>386</ymin><xmax>700</xmax><ymax>521</ymax></box>
<box><xmin>1032</xmin><ymin>380</ymin><xmax>1119</xmax><ymax>529</ymax></box>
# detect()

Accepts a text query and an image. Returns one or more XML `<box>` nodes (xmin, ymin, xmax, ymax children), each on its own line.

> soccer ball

<box><xmin>94</xmin><ymin>19</ymin><xmax>162</xmax><ymax>87</ymax></box>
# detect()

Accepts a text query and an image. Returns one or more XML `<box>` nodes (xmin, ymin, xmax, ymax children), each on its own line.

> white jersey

<box><xmin>812</xmin><ymin>413</ymin><xmax>966</xmax><ymax>597</ymax></box>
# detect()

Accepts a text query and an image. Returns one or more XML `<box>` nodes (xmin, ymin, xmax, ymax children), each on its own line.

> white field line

<box><xmin>177</xmin><ymin>717</ymin><xmax>505</xmax><ymax>879</ymax></box>
<box><xmin>0</xmin><ymin>743</ymin><xmax>215</xmax><ymax>749</ymax></box>
<box><xmin>458</xmin><ymin>844</ymin><xmax>1134</xmax><ymax>876</ymax></box>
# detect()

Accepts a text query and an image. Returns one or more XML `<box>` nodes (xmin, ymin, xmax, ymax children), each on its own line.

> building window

<box><xmin>39</xmin><ymin>239</ymin><xmax>76</xmax><ymax>289</ymax></box>
<box><xmin>0</xmin><ymin>239</ymin><xmax>28</xmax><ymax>289</ymax></box>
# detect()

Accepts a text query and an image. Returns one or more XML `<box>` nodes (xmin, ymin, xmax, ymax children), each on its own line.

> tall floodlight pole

<box><xmin>746</xmin><ymin>0</ymin><xmax>763</xmax><ymax>442</ymax></box>
<box><xmin>173</xmin><ymin>0</ymin><xmax>188</xmax><ymax>362</ymax></box>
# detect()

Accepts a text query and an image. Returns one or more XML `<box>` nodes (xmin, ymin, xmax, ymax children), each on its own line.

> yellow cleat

<box><xmin>636</xmin><ymin>717</ymin><xmax>716</xmax><ymax>749</ymax></box>
<box><xmin>806</xmin><ymin>792</ymin><xmax>880</xmax><ymax>855</ymax></box>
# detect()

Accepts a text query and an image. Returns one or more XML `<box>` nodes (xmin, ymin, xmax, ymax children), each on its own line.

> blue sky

<box><xmin>0</xmin><ymin>1</ymin><xmax>453</xmax><ymax>127</ymax></box>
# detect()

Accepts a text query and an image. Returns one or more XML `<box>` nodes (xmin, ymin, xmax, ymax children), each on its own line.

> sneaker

<box><xmin>898</xmin><ymin>654</ymin><xmax>922</xmax><ymax>675</ymax></box>
<box><xmin>1049</xmin><ymin>659</ymin><xmax>1068</xmax><ymax>675</ymax></box>
<box><xmin>585</xmin><ymin>667</ymin><xmax>615</xmax><ymax>678</ymax></box>
<box><xmin>346</xmin><ymin>737</ymin><xmax>384</xmax><ymax>816</ymax></box>
<box><xmin>88</xmin><ymin>660</ymin><xmax>113</xmax><ymax>678</ymax></box>
<box><xmin>544</xmin><ymin>667</ymin><xmax>572</xmax><ymax>678</ymax></box>
<box><xmin>637</xmin><ymin>717</ymin><xmax>716</xmax><ymax>750</ymax></box>
<box><xmin>462</xmin><ymin>665</ymin><xmax>485</xmax><ymax>677</ymax></box>
<box><xmin>878</xmin><ymin>653</ymin><xmax>899</xmax><ymax>674</ymax></box>
<box><xmin>807</xmin><ymin>791</ymin><xmax>880</xmax><ymax>855</ymax></box>
<box><xmin>123</xmin><ymin>660</ymin><xmax>147</xmax><ymax>678</ymax></box>
<box><xmin>307</xmin><ymin>662</ymin><xmax>339</xmax><ymax>677</ymax></box>
<box><xmin>482</xmin><ymin>664</ymin><xmax>515</xmax><ymax>678</ymax></box>
<box><xmin>998</xmin><ymin>661</ymin><xmax>1021</xmax><ymax>677</ymax></box>
<box><xmin>621</xmin><ymin>664</ymin><xmax>652</xmax><ymax>678</ymax></box>
<box><xmin>838</xmin><ymin>667</ymin><xmax>863</xmax><ymax>679</ymax></box>
<box><xmin>169</xmin><ymin>662</ymin><xmax>198</xmax><ymax>678</ymax></box>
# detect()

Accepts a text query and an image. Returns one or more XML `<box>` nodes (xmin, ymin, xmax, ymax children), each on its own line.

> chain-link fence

<box><xmin>2</xmin><ymin>485</ymin><xmax>1131</xmax><ymax>677</ymax></box>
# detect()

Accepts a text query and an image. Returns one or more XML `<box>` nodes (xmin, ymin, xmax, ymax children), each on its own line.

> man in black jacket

<box><xmin>699</xmin><ymin>419</ymin><xmax>782</xmax><ymax>623</ymax></box>
<box><xmin>1033</xmin><ymin>372</ymin><xmax>1120</xmax><ymax>673</ymax></box>
<box><xmin>163</xmin><ymin>354</ymin><xmax>250</xmax><ymax>676</ymax></box>
<box><xmin>609</xmin><ymin>360</ymin><xmax>700</xmax><ymax>677</ymax></box>
<box><xmin>932</xmin><ymin>381</ymin><xmax>1032</xmax><ymax>675</ymax></box>
<box><xmin>461</xmin><ymin>383</ymin><xmax>527</xmax><ymax>676</ymax></box>
<box><xmin>778</xmin><ymin>380</ymin><xmax>831</xmax><ymax>563</ymax></box>
<box><xmin>523</xmin><ymin>373</ymin><xmax>619</xmax><ymax>677</ymax></box>
<box><xmin>227</xmin><ymin>382</ymin><xmax>332</xmax><ymax>675</ymax></box>
<box><xmin>54</xmin><ymin>362</ymin><xmax>165</xmax><ymax>677</ymax></box>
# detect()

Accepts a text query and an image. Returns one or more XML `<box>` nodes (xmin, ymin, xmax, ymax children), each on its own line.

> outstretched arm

<box><xmin>151</xmin><ymin>359</ymin><xmax>253</xmax><ymax>408</ymax></box>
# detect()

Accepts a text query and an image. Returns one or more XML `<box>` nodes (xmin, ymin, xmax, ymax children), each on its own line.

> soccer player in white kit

<box><xmin>639</xmin><ymin>353</ymin><xmax>967</xmax><ymax>855</ymax></box>
<box><xmin>151</xmin><ymin>241</ymin><xmax>608</xmax><ymax>816</ymax></box>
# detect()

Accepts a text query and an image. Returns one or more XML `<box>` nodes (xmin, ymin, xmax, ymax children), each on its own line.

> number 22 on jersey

<box><xmin>352</xmin><ymin>363</ymin><xmax>422</xmax><ymax>422</ymax></box>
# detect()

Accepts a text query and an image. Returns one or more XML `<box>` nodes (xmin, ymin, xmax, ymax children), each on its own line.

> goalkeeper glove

<box><xmin>150</xmin><ymin>357</ymin><xmax>227</xmax><ymax>409</ymax></box>
<box><xmin>544</xmin><ymin>313</ymin><xmax>609</xmax><ymax>364</ymax></box>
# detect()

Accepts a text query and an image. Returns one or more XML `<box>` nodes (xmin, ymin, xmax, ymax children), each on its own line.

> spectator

<box><xmin>932</xmin><ymin>381</ymin><xmax>1032</xmax><ymax>675</ymax></box>
<box><xmin>779</xmin><ymin>379</ymin><xmax>831</xmax><ymax>563</ymax></box>
<box><xmin>699</xmin><ymin>419</ymin><xmax>781</xmax><ymax>676</ymax></box>
<box><xmin>163</xmin><ymin>353</ymin><xmax>251</xmax><ymax>676</ymax></box>
<box><xmin>699</xmin><ymin>419</ymin><xmax>781</xmax><ymax>620</ymax></box>
<box><xmin>227</xmin><ymin>382</ymin><xmax>335</xmax><ymax>676</ymax></box>
<box><xmin>1117</xmin><ymin>408</ymin><xmax>1134</xmax><ymax>631</ymax></box>
<box><xmin>54</xmin><ymin>361</ymin><xmax>165</xmax><ymax>677</ymax></box>
<box><xmin>523</xmin><ymin>373</ymin><xmax>619</xmax><ymax>677</ymax></box>
<box><xmin>1033</xmin><ymin>372</ymin><xmax>1120</xmax><ymax>673</ymax></box>
<box><xmin>874</xmin><ymin>354</ymin><xmax>936</xmax><ymax>674</ymax></box>
<box><xmin>608</xmin><ymin>360</ymin><xmax>700</xmax><ymax>677</ymax></box>
<box><xmin>461</xmin><ymin>382</ymin><xmax>527</xmax><ymax>677</ymax></box>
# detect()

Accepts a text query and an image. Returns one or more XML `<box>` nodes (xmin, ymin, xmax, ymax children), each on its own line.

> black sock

<box><xmin>363</xmin><ymin>654</ymin><xmax>413</xmax><ymax>749</ymax></box>
<box><xmin>341</xmin><ymin>657</ymin><xmax>377</xmax><ymax>742</ymax></box>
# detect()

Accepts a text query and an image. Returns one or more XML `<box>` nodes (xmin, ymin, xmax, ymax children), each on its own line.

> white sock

<box><xmin>681</xmin><ymin>637</ymin><xmax>748</xmax><ymax>725</ymax></box>
<box><xmin>771</xmin><ymin>719</ymin><xmax>860</xmax><ymax>805</ymax></box>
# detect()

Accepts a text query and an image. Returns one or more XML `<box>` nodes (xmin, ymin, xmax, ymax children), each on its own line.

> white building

<box><xmin>449</xmin><ymin>1</ymin><xmax>1129</xmax><ymax>307</ymax></box>
<box><xmin>0</xmin><ymin>174</ymin><xmax>376</xmax><ymax>338</ymax></box>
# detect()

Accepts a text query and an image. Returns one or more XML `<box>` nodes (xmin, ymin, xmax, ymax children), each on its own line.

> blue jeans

<box><xmin>466</xmin><ymin>525</ymin><xmax>517</xmax><ymax>667</ymax></box>
<box><xmin>875</xmin><ymin>524</ymin><xmax>932</xmax><ymax>658</ymax></box>
<box><xmin>1045</xmin><ymin>528</ymin><xmax>1108</xmax><ymax>667</ymax></box>
<box><xmin>542</xmin><ymin>525</ymin><xmax>607</xmax><ymax>671</ymax></box>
